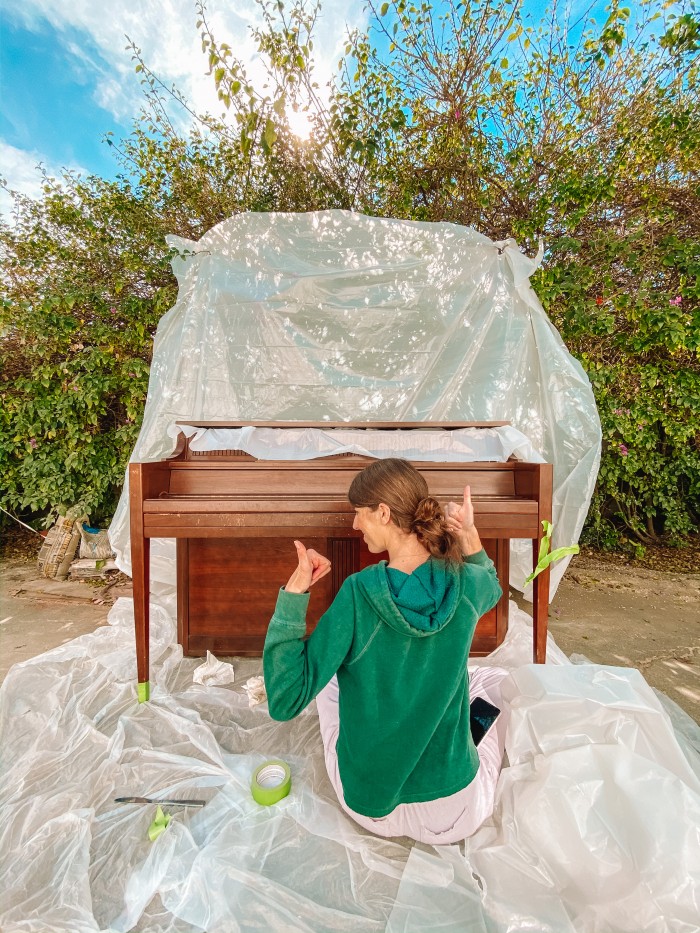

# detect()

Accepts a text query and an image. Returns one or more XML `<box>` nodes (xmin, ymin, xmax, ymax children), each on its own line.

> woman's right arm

<box><xmin>263</xmin><ymin>575</ymin><xmax>355</xmax><ymax>722</ymax></box>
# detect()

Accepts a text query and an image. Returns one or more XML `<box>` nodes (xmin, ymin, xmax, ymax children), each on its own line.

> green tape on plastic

<box><xmin>147</xmin><ymin>805</ymin><xmax>171</xmax><ymax>841</ymax></box>
<box><xmin>523</xmin><ymin>520</ymin><xmax>580</xmax><ymax>587</ymax></box>
<box><xmin>251</xmin><ymin>759</ymin><xmax>292</xmax><ymax>806</ymax></box>
<box><xmin>137</xmin><ymin>681</ymin><xmax>150</xmax><ymax>703</ymax></box>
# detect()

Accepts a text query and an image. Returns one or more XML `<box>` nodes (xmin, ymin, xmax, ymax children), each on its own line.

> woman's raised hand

<box><xmin>284</xmin><ymin>540</ymin><xmax>332</xmax><ymax>594</ymax></box>
<box><xmin>444</xmin><ymin>485</ymin><xmax>475</xmax><ymax>533</ymax></box>
<box><xmin>444</xmin><ymin>486</ymin><xmax>482</xmax><ymax>556</ymax></box>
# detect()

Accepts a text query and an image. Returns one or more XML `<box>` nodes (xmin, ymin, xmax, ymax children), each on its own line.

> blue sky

<box><xmin>0</xmin><ymin>0</ymin><xmax>652</xmax><ymax>218</ymax></box>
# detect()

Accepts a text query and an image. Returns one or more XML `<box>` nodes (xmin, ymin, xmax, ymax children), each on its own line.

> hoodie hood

<box><xmin>356</xmin><ymin>558</ymin><xmax>465</xmax><ymax>637</ymax></box>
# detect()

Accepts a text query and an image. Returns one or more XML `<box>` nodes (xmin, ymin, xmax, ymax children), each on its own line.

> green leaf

<box><xmin>523</xmin><ymin>521</ymin><xmax>580</xmax><ymax>586</ymax></box>
<box><xmin>262</xmin><ymin>118</ymin><xmax>277</xmax><ymax>152</ymax></box>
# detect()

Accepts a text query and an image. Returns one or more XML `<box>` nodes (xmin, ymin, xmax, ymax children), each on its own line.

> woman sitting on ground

<box><xmin>263</xmin><ymin>457</ymin><xmax>508</xmax><ymax>844</ymax></box>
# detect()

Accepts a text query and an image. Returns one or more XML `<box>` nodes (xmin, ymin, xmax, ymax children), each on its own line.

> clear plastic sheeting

<box><xmin>2</xmin><ymin>599</ymin><xmax>698</xmax><ymax>932</ymax></box>
<box><xmin>108</xmin><ymin>210</ymin><xmax>601</xmax><ymax>596</ymax></box>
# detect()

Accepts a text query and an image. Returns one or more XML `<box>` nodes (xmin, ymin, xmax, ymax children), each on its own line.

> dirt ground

<box><xmin>524</xmin><ymin>552</ymin><xmax>699</xmax><ymax>722</ymax></box>
<box><xmin>1</xmin><ymin>530</ymin><xmax>699</xmax><ymax>723</ymax></box>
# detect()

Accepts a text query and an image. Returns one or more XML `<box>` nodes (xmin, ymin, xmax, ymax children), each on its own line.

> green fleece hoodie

<box><xmin>263</xmin><ymin>549</ymin><xmax>502</xmax><ymax>818</ymax></box>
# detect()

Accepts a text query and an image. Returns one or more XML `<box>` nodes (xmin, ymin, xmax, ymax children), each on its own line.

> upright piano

<box><xmin>129</xmin><ymin>421</ymin><xmax>553</xmax><ymax>701</ymax></box>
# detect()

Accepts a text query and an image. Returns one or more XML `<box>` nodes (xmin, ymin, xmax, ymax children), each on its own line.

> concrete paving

<box><xmin>2</xmin><ymin>556</ymin><xmax>698</xmax><ymax>723</ymax></box>
<box><xmin>0</xmin><ymin>562</ymin><xmax>119</xmax><ymax>682</ymax></box>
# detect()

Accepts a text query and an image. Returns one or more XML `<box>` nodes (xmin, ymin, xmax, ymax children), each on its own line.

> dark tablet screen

<box><xmin>470</xmin><ymin>696</ymin><xmax>501</xmax><ymax>746</ymax></box>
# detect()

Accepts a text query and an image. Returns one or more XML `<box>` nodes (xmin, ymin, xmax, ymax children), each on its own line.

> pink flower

<box><xmin>619</xmin><ymin>443</ymin><xmax>629</xmax><ymax>456</ymax></box>
<box><xmin>454</xmin><ymin>110</ymin><xmax>461</xmax><ymax>120</ymax></box>
<box><xmin>29</xmin><ymin>438</ymin><xmax>37</xmax><ymax>449</ymax></box>
<box><xmin>670</xmin><ymin>296</ymin><xmax>682</xmax><ymax>306</ymax></box>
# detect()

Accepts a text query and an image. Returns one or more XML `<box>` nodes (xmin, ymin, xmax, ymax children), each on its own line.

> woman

<box><xmin>263</xmin><ymin>457</ymin><xmax>508</xmax><ymax>843</ymax></box>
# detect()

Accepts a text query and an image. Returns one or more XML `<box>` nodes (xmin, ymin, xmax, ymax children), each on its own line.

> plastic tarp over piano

<box><xmin>108</xmin><ymin>210</ymin><xmax>601</xmax><ymax>596</ymax></box>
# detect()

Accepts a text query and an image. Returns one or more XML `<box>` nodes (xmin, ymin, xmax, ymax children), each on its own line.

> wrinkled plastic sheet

<box><xmin>2</xmin><ymin>599</ymin><xmax>698</xmax><ymax>932</ymax></box>
<box><xmin>108</xmin><ymin>210</ymin><xmax>601</xmax><ymax>597</ymax></box>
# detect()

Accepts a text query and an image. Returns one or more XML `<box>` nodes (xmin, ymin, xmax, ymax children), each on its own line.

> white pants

<box><xmin>316</xmin><ymin>666</ymin><xmax>509</xmax><ymax>845</ymax></box>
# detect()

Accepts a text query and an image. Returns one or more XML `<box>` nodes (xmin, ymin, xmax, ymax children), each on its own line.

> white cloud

<box><xmin>3</xmin><ymin>0</ymin><xmax>368</xmax><ymax>130</ymax></box>
<box><xmin>0</xmin><ymin>140</ymin><xmax>87</xmax><ymax>220</ymax></box>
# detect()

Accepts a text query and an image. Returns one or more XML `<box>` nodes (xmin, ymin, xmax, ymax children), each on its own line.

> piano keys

<box><xmin>129</xmin><ymin>422</ymin><xmax>553</xmax><ymax>701</ymax></box>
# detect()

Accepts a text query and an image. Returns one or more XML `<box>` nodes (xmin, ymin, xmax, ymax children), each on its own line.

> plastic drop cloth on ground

<box><xmin>1</xmin><ymin>598</ymin><xmax>699</xmax><ymax>933</ymax></box>
<box><xmin>107</xmin><ymin>209</ymin><xmax>601</xmax><ymax>597</ymax></box>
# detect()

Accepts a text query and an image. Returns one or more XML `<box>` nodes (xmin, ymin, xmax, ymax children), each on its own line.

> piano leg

<box><xmin>132</xmin><ymin>534</ymin><xmax>150</xmax><ymax>701</ymax></box>
<box><xmin>532</xmin><ymin>537</ymin><xmax>550</xmax><ymax>664</ymax></box>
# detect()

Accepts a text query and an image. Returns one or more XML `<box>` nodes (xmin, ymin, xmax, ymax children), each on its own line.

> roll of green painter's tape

<box><xmin>251</xmin><ymin>759</ymin><xmax>292</xmax><ymax>806</ymax></box>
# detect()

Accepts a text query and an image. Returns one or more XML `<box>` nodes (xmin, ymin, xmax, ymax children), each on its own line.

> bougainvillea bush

<box><xmin>1</xmin><ymin>0</ymin><xmax>697</xmax><ymax>550</ymax></box>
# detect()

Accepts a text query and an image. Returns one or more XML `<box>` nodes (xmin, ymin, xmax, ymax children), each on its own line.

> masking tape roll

<box><xmin>251</xmin><ymin>759</ymin><xmax>292</xmax><ymax>806</ymax></box>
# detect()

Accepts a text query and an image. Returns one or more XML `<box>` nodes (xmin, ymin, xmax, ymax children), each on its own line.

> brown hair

<box><xmin>348</xmin><ymin>458</ymin><xmax>462</xmax><ymax>561</ymax></box>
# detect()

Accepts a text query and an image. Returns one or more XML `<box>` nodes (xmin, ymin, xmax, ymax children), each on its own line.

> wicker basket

<box><xmin>37</xmin><ymin>515</ymin><xmax>85</xmax><ymax>580</ymax></box>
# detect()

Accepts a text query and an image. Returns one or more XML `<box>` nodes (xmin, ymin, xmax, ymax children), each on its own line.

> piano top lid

<box><xmin>175</xmin><ymin>421</ymin><xmax>511</xmax><ymax>430</ymax></box>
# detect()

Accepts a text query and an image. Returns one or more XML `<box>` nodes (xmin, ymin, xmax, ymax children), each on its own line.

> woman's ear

<box><xmin>377</xmin><ymin>503</ymin><xmax>392</xmax><ymax>525</ymax></box>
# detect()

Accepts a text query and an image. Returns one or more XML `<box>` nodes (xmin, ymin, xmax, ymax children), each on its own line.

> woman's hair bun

<box><xmin>411</xmin><ymin>497</ymin><xmax>442</xmax><ymax>528</ymax></box>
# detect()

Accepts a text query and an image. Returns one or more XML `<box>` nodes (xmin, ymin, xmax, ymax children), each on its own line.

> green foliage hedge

<box><xmin>1</xmin><ymin>0</ymin><xmax>698</xmax><ymax>550</ymax></box>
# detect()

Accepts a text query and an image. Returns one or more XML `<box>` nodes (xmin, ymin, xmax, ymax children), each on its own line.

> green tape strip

<box><xmin>251</xmin><ymin>759</ymin><xmax>292</xmax><ymax>806</ymax></box>
<box><xmin>137</xmin><ymin>681</ymin><xmax>150</xmax><ymax>703</ymax></box>
<box><xmin>523</xmin><ymin>520</ymin><xmax>579</xmax><ymax>587</ymax></box>
<box><xmin>147</xmin><ymin>805</ymin><xmax>171</xmax><ymax>842</ymax></box>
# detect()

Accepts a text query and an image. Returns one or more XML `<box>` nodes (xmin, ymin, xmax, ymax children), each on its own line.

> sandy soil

<box><xmin>541</xmin><ymin>553</ymin><xmax>700</xmax><ymax>722</ymax></box>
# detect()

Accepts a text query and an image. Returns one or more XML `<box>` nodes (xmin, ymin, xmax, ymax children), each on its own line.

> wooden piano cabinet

<box><xmin>129</xmin><ymin>421</ymin><xmax>553</xmax><ymax>701</ymax></box>
<box><xmin>176</xmin><ymin>535</ymin><xmax>507</xmax><ymax>658</ymax></box>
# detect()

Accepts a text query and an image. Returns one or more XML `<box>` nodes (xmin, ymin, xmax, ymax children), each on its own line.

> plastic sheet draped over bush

<box><xmin>1</xmin><ymin>598</ymin><xmax>698</xmax><ymax>932</ymax></box>
<box><xmin>108</xmin><ymin>210</ymin><xmax>601</xmax><ymax>596</ymax></box>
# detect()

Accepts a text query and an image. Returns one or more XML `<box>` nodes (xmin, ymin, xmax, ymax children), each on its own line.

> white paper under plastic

<box><xmin>2</xmin><ymin>598</ymin><xmax>698</xmax><ymax>932</ymax></box>
<box><xmin>173</xmin><ymin>423</ymin><xmax>544</xmax><ymax>463</ymax></box>
<box><xmin>108</xmin><ymin>210</ymin><xmax>601</xmax><ymax>596</ymax></box>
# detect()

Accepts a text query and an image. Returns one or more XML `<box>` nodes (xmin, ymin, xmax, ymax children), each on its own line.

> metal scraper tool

<box><xmin>115</xmin><ymin>796</ymin><xmax>206</xmax><ymax>807</ymax></box>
